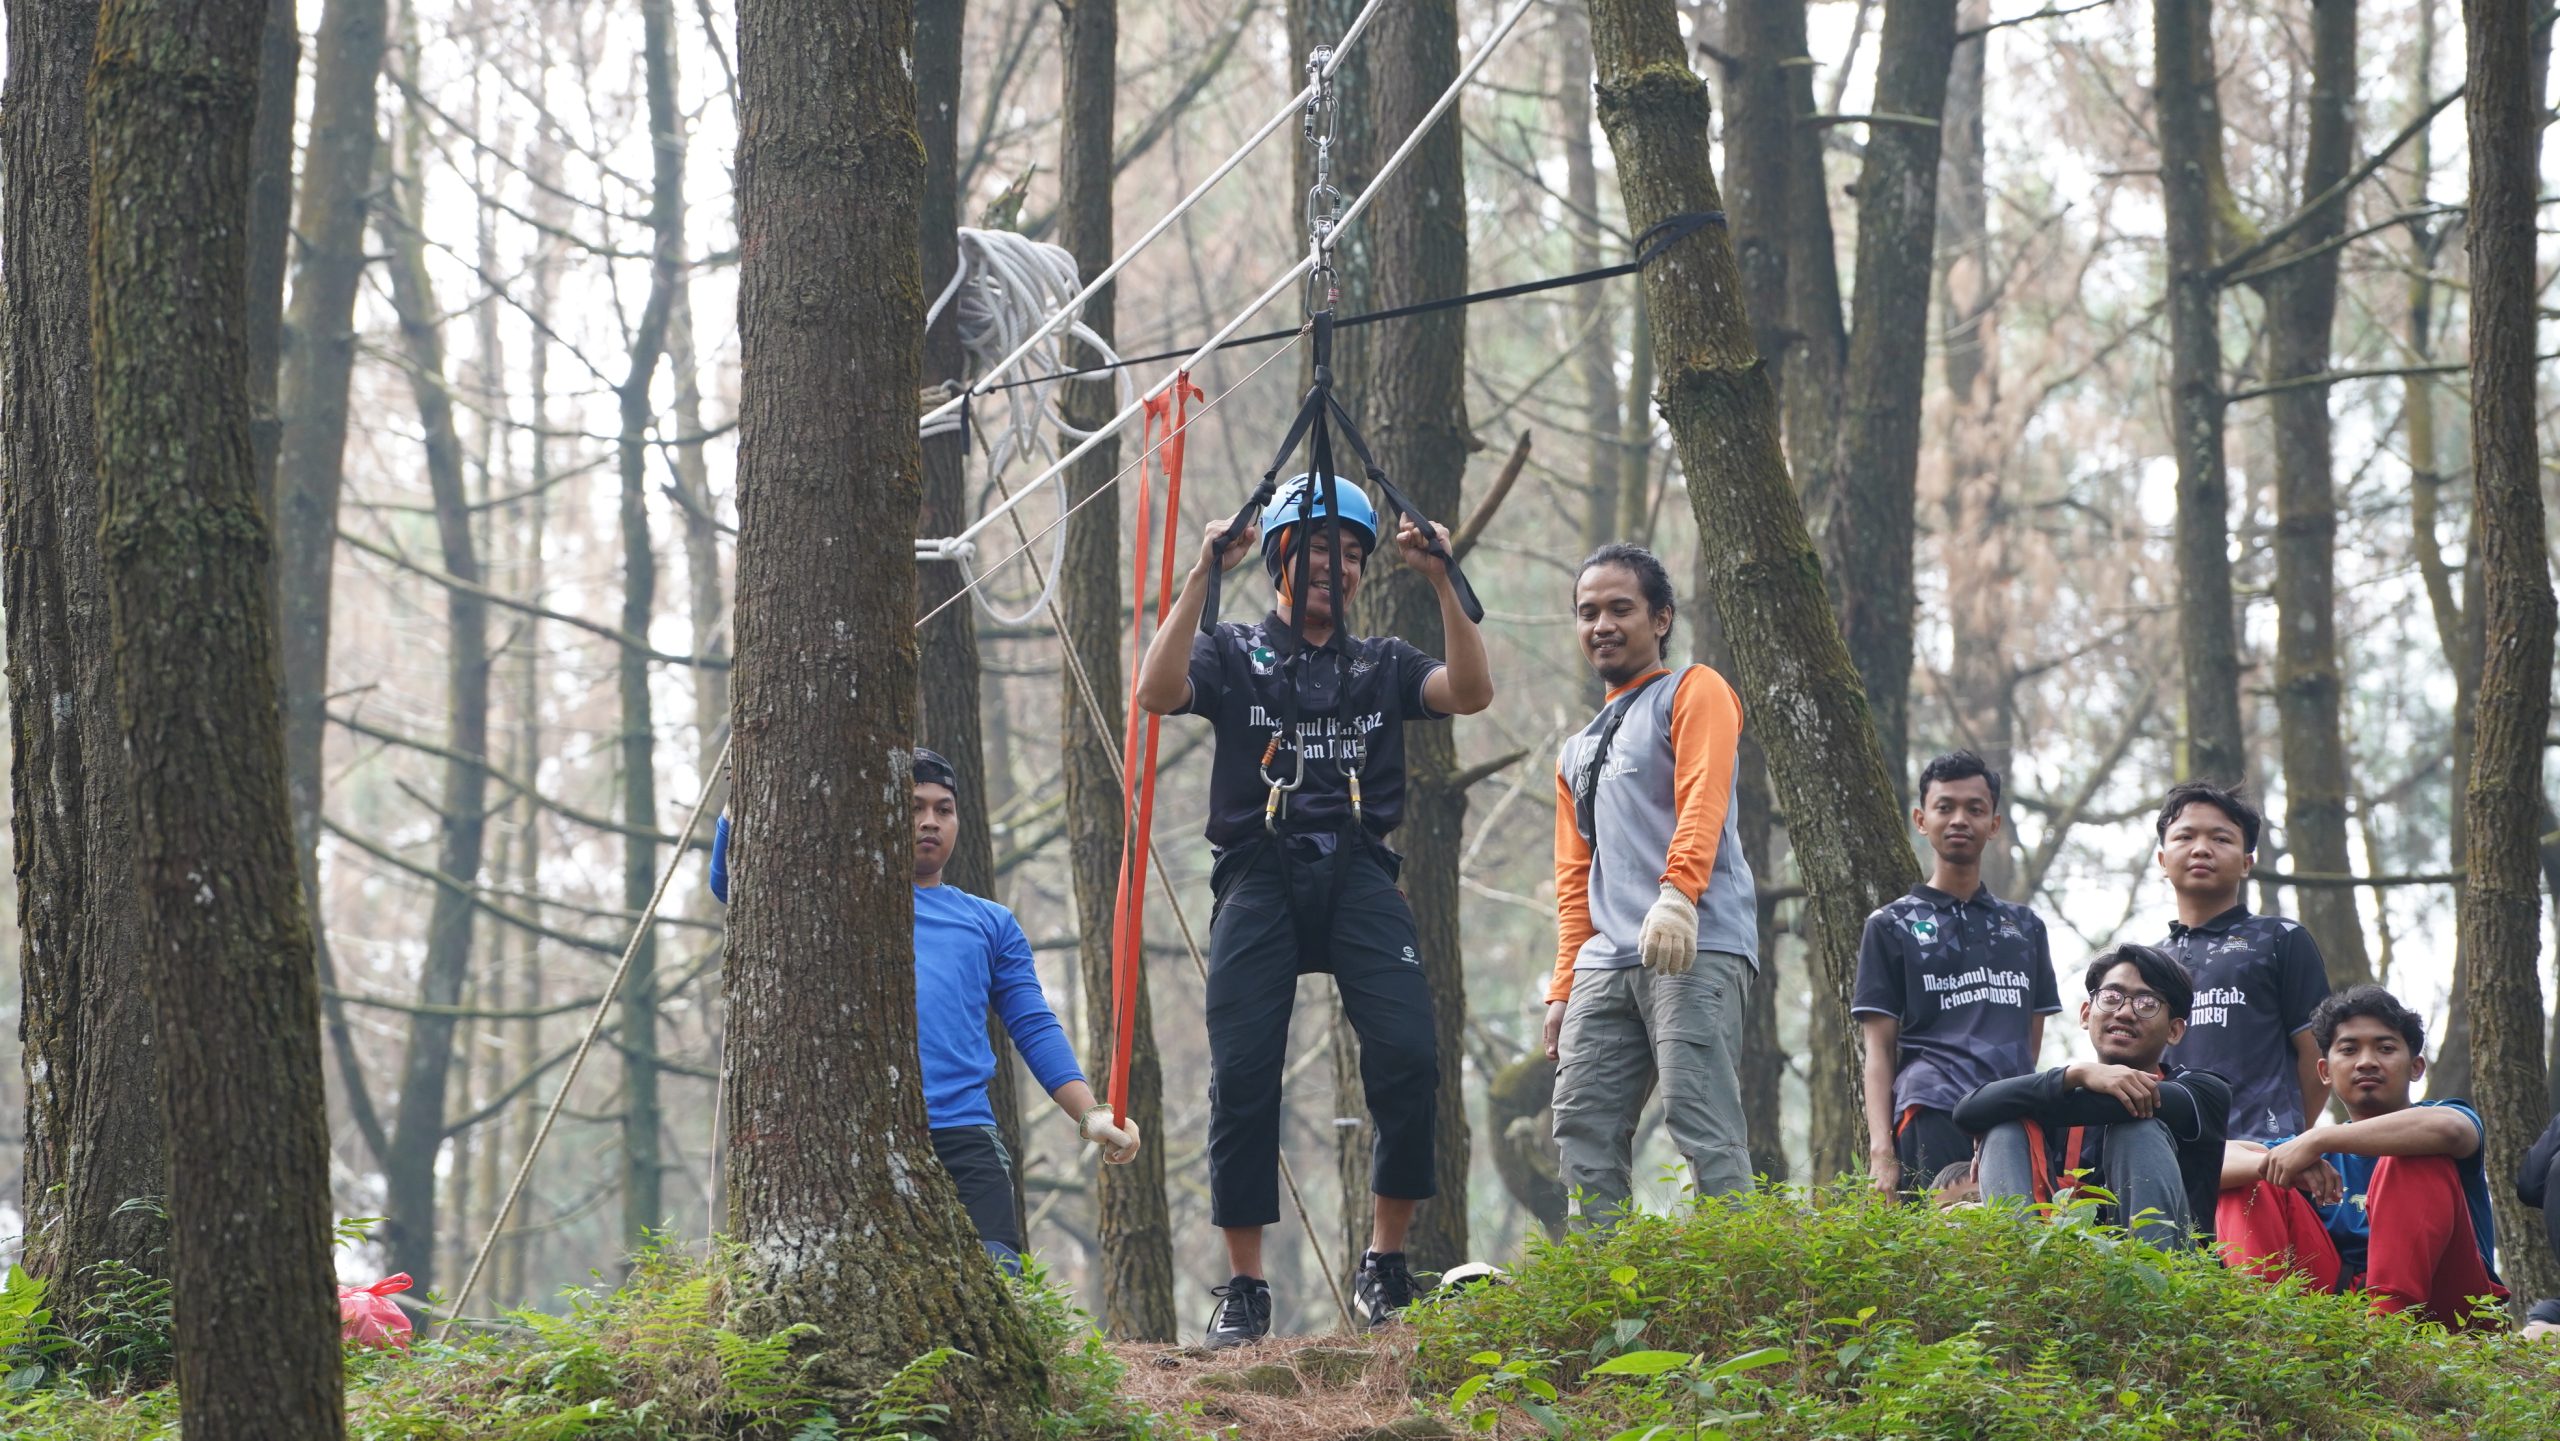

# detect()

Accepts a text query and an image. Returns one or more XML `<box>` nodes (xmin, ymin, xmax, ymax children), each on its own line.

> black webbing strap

<box><xmin>1572</xmin><ymin>668</ymin><xmax>1673</xmax><ymax>846</ymax></box>
<box><xmin>1200</xmin><ymin>309</ymin><xmax>1487</xmax><ymax>634</ymax></box>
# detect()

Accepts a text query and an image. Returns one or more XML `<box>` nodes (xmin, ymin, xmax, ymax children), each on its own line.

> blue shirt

<box><xmin>2278</xmin><ymin>1100</ymin><xmax>2499</xmax><ymax>1282</ymax></box>
<box><xmin>707</xmin><ymin>814</ymin><xmax>1085</xmax><ymax>1129</ymax></box>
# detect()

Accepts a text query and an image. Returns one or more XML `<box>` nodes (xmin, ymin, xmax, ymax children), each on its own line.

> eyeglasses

<box><xmin>2092</xmin><ymin>987</ymin><xmax>2166</xmax><ymax>1019</ymax></box>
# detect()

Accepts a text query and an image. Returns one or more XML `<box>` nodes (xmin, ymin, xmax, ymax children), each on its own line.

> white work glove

<box><xmin>1638</xmin><ymin>882</ymin><xmax>1699</xmax><ymax>976</ymax></box>
<box><xmin>1080</xmin><ymin>1105</ymin><xmax>1143</xmax><ymax>1165</ymax></box>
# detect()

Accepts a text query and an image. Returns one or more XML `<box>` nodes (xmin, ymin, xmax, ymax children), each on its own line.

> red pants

<box><xmin>2218</xmin><ymin>1155</ymin><xmax>2507</xmax><ymax>1330</ymax></box>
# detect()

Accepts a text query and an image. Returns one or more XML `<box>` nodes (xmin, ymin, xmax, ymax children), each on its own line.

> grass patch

<box><xmin>0</xmin><ymin>1244</ymin><xmax>1157</xmax><ymax>1441</ymax></box>
<box><xmin>1411</xmin><ymin>1183</ymin><xmax>2560</xmax><ymax>1440</ymax></box>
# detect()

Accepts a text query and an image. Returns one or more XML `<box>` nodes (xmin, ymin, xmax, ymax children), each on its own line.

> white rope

<box><xmin>922</xmin><ymin>228</ymin><xmax>1133</xmax><ymax>625</ymax></box>
<box><xmin>923</xmin><ymin>0</ymin><xmax>1545</xmax><ymax>565</ymax></box>
<box><xmin>914</xmin><ymin>0</ymin><xmax>1386</xmax><ymax>438</ymax></box>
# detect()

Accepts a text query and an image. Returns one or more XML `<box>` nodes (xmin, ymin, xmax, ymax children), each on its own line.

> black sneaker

<box><xmin>1353</xmin><ymin>1249</ymin><xmax>1424</xmax><ymax>1327</ymax></box>
<box><xmin>1203</xmin><ymin>1275</ymin><xmax>1272</xmax><ymax>1349</ymax></box>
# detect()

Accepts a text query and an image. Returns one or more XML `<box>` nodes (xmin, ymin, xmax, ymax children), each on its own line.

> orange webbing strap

<box><xmin>1107</xmin><ymin>374</ymin><xmax>1203</xmax><ymax>1124</ymax></box>
<box><xmin>2020</xmin><ymin>1119</ymin><xmax>2089</xmax><ymax>1204</ymax></box>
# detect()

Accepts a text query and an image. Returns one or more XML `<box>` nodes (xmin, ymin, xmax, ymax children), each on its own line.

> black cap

<box><xmin>912</xmin><ymin>747</ymin><xmax>959</xmax><ymax>793</ymax></box>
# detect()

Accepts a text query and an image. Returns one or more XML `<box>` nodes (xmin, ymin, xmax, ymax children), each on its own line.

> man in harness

<box><xmin>1135</xmin><ymin>472</ymin><xmax>1493</xmax><ymax>1347</ymax></box>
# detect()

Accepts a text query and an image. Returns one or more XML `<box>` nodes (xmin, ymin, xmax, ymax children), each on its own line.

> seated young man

<box><xmin>2218</xmin><ymin>986</ymin><xmax>2506</xmax><ymax>1331</ymax></box>
<box><xmin>1952</xmin><ymin>944</ymin><xmax>2231</xmax><ymax>1251</ymax></box>
<box><xmin>2526</xmin><ymin>1112</ymin><xmax>2560</xmax><ymax>1340</ymax></box>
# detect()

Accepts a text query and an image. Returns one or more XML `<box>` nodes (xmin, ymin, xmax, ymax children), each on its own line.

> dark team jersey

<box><xmin>1852</xmin><ymin>884</ymin><xmax>2063</xmax><ymax>1116</ymax></box>
<box><xmin>2158</xmin><ymin>904</ymin><xmax>2332</xmax><ymax>1143</ymax></box>
<box><xmin>1177</xmin><ymin>613</ymin><xmax>1445</xmax><ymax>847</ymax></box>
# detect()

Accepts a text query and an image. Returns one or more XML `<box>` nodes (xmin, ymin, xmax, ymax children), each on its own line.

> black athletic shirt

<box><xmin>1852</xmin><ymin>884</ymin><xmax>2062</xmax><ymax>1116</ymax></box>
<box><xmin>1177</xmin><ymin>613</ymin><xmax>1445</xmax><ymax>847</ymax></box>
<box><xmin>2157</xmin><ymin>903</ymin><xmax>2331</xmax><ymax>1143</ymax></box>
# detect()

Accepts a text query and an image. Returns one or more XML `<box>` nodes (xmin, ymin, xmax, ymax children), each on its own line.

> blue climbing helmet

<box><xmin>1259</xmin><ymin>472</ymin><xmax>1378</xmax><ymax>579</ymax></box>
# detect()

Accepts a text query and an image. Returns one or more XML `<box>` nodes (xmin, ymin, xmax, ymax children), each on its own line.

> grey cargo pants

<box><xmin>1550</xmin><ymin>952</ymin><xmax>1753</xmax><ymax>1220</ymax></box>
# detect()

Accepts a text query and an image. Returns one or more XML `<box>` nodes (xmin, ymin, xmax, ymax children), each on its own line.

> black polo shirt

<box><xmin>2157</xmin><ymin>903</ymin><xmax>2331</xmax><ymax>1143</ymax></box>
<box><xmin>1177</xmin><ymin>613</ymin><xmax>1445</xmax><ymax>848</ymax></box>
<box><xmin>1852</xmin><ymin>884</ymin><xmax>2062</xmax><ymax>1116</ymax></box>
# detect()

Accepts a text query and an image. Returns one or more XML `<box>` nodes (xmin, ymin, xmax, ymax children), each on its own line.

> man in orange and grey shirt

<box><xmin>1544</xmin><ymin>543</ymin><xmax>1758</xmax><ymax>1219</ymax></box>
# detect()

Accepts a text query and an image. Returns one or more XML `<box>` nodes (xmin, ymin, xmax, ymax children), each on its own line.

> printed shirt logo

<box><xmin>1908</xmin><ymin>916</ymin><xmax>1939</xmax><ymax>942</ymax></box>
<box><xmin>1997</xmin><ymin>920</ymin><xmax>2025</xmax><ymax>940</ymax></box>
<box><xmin>1249</xmin><ymin>645</ymin><xmax>1278</xmax><ymax>674</ymax></box>
<box><xmin>1400</xmin><ymin>944</ymin><xmax>1418</xmax><ymax>964</ymax></box>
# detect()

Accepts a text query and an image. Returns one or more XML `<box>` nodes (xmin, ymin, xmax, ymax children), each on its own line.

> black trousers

<box><xmin>931</xmin><ymin>1125</ymin><xmax>1023</xmax><ymax>1270</ymax></box>
<box><xmin>1205</xmin><ymin>838</ymin><xmax>1440</xmax><ymax>1227</ymax></box>
<box><xmin>1897</xmin><ymin>1106</ymin><xmax>1975</xmax><ymax>1196</ymax></box>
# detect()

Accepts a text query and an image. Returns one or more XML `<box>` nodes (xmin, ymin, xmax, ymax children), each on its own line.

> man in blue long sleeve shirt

<box><xmin>710</xmin><ymin>748</ymin><xmax>1139</xmax><ymax>1268</ymax></box>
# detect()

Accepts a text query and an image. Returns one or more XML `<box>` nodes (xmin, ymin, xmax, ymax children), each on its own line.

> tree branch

<box><xmin>1452</xmin><ymin>430</ymin><xmax>1533</xmax><ymax>561</ymax></box>
<box><xmin>1956</xmin><ymin>0</ymin><xmax>2117</xmax><ymax>41</ymax></box>
<box><xmin>2207</xmin><ymin>86</ymin><xmax>2464</xmax><ymax>283</ymax></box>
<box><xmin>339</xmin><ymin>527</ymin><xmax>729</xmax><ymax>668</ymax></box>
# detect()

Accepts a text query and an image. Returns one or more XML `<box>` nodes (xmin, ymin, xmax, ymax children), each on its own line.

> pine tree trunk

<box><xmin>1560</xmin><ymin>8</ymin><xmax>1622</xmax><ymax>559</ymax></box>
<box><xmin>1826</xmin><ymin>0</ymin><xmax>1958</xmax><ymax>801</ymax></box>
<box><xmin>1587</xmin><ymin>0</ymin><xmax>1920</xmax><ymax>1181</ymax></box>
<box><xmin>88</xmin><ymin>0</ymin><xmax>344</xmax><ymax>1429</ymax></box>
<box><xmin>2457</xmin><ymin>0</ymin><xmax>2560</xmax><ymax>1307</ymax></box>
<box><xmin>2261</xmin><ymin>0</ymin><xmax>2372</xmax><ymax>988</ymax></box>
<box><xmin>274</xmin><ymin>0</ymin><xmax>386</xmax><ymax>910</ymax></box>
<box><xmin>618</xmin><ymin>0</ymin><xmax>684</xmax><ymax>1254</ymax></box>
<box><xmin>1056</xmin><ymin>0</ymin><xmax>1177</xmax><ymax>1339</ymax></box>
<box><xmin>914</xmin><ymin>0</ymin><xmax>1029</xmax><ymax>1235</ymax></box>
<box><xmin>1933</xmin><ymin>0</ymin><xmax>2020</xmax><ymax>896</ymax></box>
<box><xmin>245</xmin><ymin>0</ymin><xmax>297</xmax><ymax>494</ymax></box>
<box><xmin>4</xmin><ymin>0</ymin><xmax>171</xmax><ymax>1327</ymax></box>
<box><xmin>1365</xmin><ymin>0</ymin><xmax>1471</xmax><ymax>1275</ymax></box>
<box><xmin>376</xmin><ymin>132</ymin><xmax>497</xmax><ymax>1290</ymax></box>
<box><xmin>1692</xmin><ymin>597</ymin><xmax>1787</xmax><ymax>1181</ymax></box>
<box><xmin>730</xmin><ymin>0</ymin><xmax>1049</xmax><ymax>1421</ymax></box>
<box><xmin>2154</xmin><ymin>0</ymin><xmax>2245</xmax><ymax>783</ymax></box>
<box><xmin>273</xmin><ymin>0</ymin><xmax>390</xmax><ymax>1166</ymax></box>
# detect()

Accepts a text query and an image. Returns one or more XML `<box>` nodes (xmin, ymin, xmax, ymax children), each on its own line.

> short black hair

<box><xmin>2082</xmin><ymin>943</ymin><xmax>2196</xmax><ymax>1020</ymax></box>
<box><xmin>1576</xmin><ymin>542</ymin><xmax>1677</xmax><ymax>648</ymax></box>
<box><xmin>1917</xmin><ymin>749</ymin><xmax>2002</xmax><ymax>808</ymax></box>
<box><xmin>2311</xmin><ymin>985</ymin><xmax>2426</xmax><ymax>1054</ymax></box>
<box><xmin>2154</xmin><ymin>781</ymin><xmax>2261</xmax><ymax>853</ymax></box>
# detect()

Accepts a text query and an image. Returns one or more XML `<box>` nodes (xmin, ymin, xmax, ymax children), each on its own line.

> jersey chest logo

<box><xmin>1249</xmin><ymin>644</ymin><xmax>1278</xmax><ymax>674</ymax></box>
<box><xmin>1908</xmin><ymin>916</ymin><xmax>1939</xmax><ymax>942</ymax></box>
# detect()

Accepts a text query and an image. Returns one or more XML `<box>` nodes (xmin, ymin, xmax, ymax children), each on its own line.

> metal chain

<box><xmin>1302</xmin><ymin>45</ymin><xmax>1341</xmax><ymax>314</ymax></box>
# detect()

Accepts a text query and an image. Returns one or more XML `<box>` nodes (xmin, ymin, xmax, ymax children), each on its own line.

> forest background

<box><xmin>4</xmin><ymin>0</ymin><xmax>2556</xmax><ymax>1339</ymax></box>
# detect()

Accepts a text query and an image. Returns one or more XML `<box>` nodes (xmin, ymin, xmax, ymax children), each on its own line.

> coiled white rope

<box><xmin>922</xmin><ymin>228</ymin><xmax>1131</xmax><ymax>624</ymax></box>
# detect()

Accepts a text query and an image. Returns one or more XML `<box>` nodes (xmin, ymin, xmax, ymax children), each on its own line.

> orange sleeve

<box><xmin>1661</xmin><ymin>666</ymin><xmax>1743</xmax><ymax>903</ymax></box>
<box><xmin>1551</xmin><ymin>765</ymin><xmax>1595</xmax><ymax>1003</ymax></box>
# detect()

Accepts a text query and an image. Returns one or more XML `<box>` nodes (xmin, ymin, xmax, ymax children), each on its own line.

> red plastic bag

<box><xmin>338</xmin><ymin>1273</ymin><xmax>414</xmax><ymax>1349</ymax></box>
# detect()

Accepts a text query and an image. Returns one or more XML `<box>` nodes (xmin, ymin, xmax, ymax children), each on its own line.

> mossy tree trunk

<box><xmin>2457</xmin><ymin>0</ymin><xmax>2560</xmax><ymax>1308</ymax></box>
<box><xmin>730</xmin><ymin>0</ymin><xmax>1050</xmax><ymax>1423</ymax></box>
<box><xmin>4</xmin><ymin>0</ymin><xmax>171</xmax><ymax>1329</ymax></box>
<box><xmin>2260</xmin><ymin>0</ymin><xmax>2373</xmax><ymax>988</ymax></box>
<box><xmin>88</xmin><ymin>0</ymin><xmax>344</xmax><ymax>1429</ymax></box>
<box><xmin>1587</xmin><ymin>0</ymin><xmax>1920</xmax><ymax>1181</ymax></box>
<box><xmin>1056</xmin><ymin>0</ymin><xmax>1177</xmax><ymax>1341</ymax></box>
<box><xmin>1366</xmin><ymin>0</ymin><xmax>1472</xmax><ymax>1275</ymax></box>
<box><xmin>2154</xmin><ymin>0</ymin><xmax>2246</xmax><ymax>784</ymax></box>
